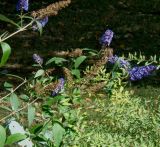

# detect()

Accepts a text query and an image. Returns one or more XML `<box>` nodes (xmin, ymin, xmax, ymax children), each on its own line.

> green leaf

<box><xmin>4</xmin><ymin>81</ymin><xmax>13</xmax><ymax>92</ymax></box>
<box><xmin>28</xmin><ymin>105</ymin><xmax>36</xmax><ymax>126</ymax></box>
<box><xmin>0</xmin><ymin>105</ymin><xmax>12</xmax><ymax>112</ymax></box>
<box><xmin>34</xmin><ymin>69</ymin><xmax>44</xmax><ymax>78</ymax></box>
<box><xmin>52</xmin><ymin>122</ymin><xmax>65</xmax><ymax>147</ymax></box>
<box><xmin>0</xmin><ymin>14</ymin><xmax>19</xmax><ymax>27</ymax></box>
<box><xmin>9</xmin><ymin>93</ymin><xmax>20</xmax><ymax>111</ymax></box>
<box><xmin>74</xmin><ymin>56</ymin><xmax>86</xmax><ymax>69</ymax></box>
<box><xmin>0</xmin><ymin>125</ymin><xmax>6</xmax><ymax>147</ymax></box>
<box><xmin>20</xmin><ymin>94</ymin><xmax>29</xmax><ymax>101</ymax></box>
<box><xmin>71</xmin><ymin>69</ymin><xmax>80</xmax><ymax>79</ymax></box>
<box><xmin>29</xmin><ymin>124</ymin><xmax>43</xmax><ymax>134</ymax></box>
<box><xmin>0</xmin><ymin>42</ymin><xmax>11</xmax><ymax>67</ymax></box>
<box><xmin>82</xmin><ymin>48</ymin><xmax>98</xmax><ymax>56</ymax></box>
<box><xmin>5</xmin><ymin>133</ymin><xmax>27</xmax><ymax>145</ymax></box>
<box><xmin>4</xmin><ymin>82</ymin><xmax>13</xmax><ymax>88</ymax></box>
<box><xmin>153</xmin><ymin>55</ymin><xmax>157</xmax><ymax>62</ymax></box>
<box><xmin>32</xmin><ymin>136</ymin><xmax>46</xmax><ymax>142</ymax></box>
<box><xmin>45</xmin><ymin>57</ymin><xmax>67</xmax><ymax>65</ymax></box>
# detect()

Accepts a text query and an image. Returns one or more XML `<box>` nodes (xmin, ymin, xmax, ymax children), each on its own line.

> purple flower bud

<box><xmin>39</xmin><ymin>17</ymin><xmax>48</xmax><ymax>27</ymax></box>
<box><xmin>100</xmin><ymin>29</ymin><xmax>114</xmax><ymax>46</ymax></box>
<box><xmin>16</xmin><ymin>0</ymin><xmax>29</xmax><ymax>11</ymax></box>
<box><xmin>33</xmin><ymin>54</ymin><xmax>43</xmax><ymax>65</ymax></box>
<box><xmin>52</xmin><ymin>78</ymin><xmax>65</xmax><ymax>96</ymax></box>
<box><xmin>128</xmin><ymin>65</ymin><xmax>157</xmax><ymax>81</ymax></box>
<box><xmin>108</xmin><ymin>55</ymin><xmax>131</xmax><ymax>69</ymax></box>
<box><xmin>108</xmin><ymin>55</ymin><xmax>119</xmax><ymax>64</ymax></box>
<box><xmin>32</xmin><ymin>17</ymin><xmax>49</xmax><ymax>30</ymax></box>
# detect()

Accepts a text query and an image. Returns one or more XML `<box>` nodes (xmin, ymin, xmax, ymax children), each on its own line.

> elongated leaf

<box><xmin>4</xmin><ymin>82</ymin><xmax>13</xmax><ymax>88</ymax></box>
<box><xmin>34</xmin><ymin>69</ymin><xmax>44</xmax><ymax>78</ymax></box>
<box><xmin>52</xmin><ymin>122</ymin><xmax>65</xmax><ymax>147</ymax></box>
<box><xmin>9</xmin><ymin>93</ymin><xmax>20</xmax><ymax>111</ymax></box>
<box><xmin>0</xmin><ymin>125</ymin><xmax>6</xmax><ymax>147</ymax></box>
<box><xmin>28</xmin><ymin>105</ymin><xmax>36</xmax><ymax>126</ymax></box>
<box><xmin>29</xmin><ymin>124</ymin><xmax>43</xmax><ymax>134</ymax></box>
<box><xmin>5</xmin><ymin>133</ymin><xmax>27</xmax><ymax>145</ymax></box>
<box><xmin>74</xmin><ymin>56</ymin><xmax>86</xmax><ymax>69</ymax></box>
<box><xmin>20</xmin><ymin>94</ymin><xmax>29</xmax><ymax>101</ymax></box>
<box><xmin>45</xmin><ymin>57</ymin><xmax>67</xmax><ymax>65</ymax></box>
<box><xmin>4</xmin><ymin>81</ymin><xmax>13</xmax><ymax>92</ymax></box>
<box><xmin>0</xmin><ymin>42</ymin><xmax>11</xmax><ymax>67</ymax></box>
<box><xmin>71</xmin><ymin>69</ymin><xmax>80</xmax><ymax>79</ymax></box>
<box><xmin>153</xmin><ymin>55</ymin><xmax>157</xmax><ymax>62</ymax></box>
<box><xmin>0</xmin><ymin>14</ymin><xmax>19</xmax><ymax>27</ymax></box>
<box><xmin>0</xmin><ymin>105</ymin><xmax>12</xmax><ymax>112</ymax></box>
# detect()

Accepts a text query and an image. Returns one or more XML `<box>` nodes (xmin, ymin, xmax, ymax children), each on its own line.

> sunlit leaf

<box><xmin>5</xmin><ymin>133</ymin><xmax>27</xmax><ymax>145</ymax></box>
<box><xmin>153</xmin><ymin>55</ymin><xmax>157</xmax><ymax>62</ymax></box>
<box><xmin>0</xmin><ymin>125</ymin><xmax>6</xmax><ymax>147</ymax></box>
<box><xmin>28</xmin><ymin>105</ymin><xmax>36</xmax><ymax>126</ymax></box>
<box><xmin>34</xmin><ymin>69</ymin><xmax>44</xmax><ymax>78</ymax></box>
<box><xmin>52</xmin><ymin>122</ymin><xmax>65</xmax><ymax>147</ymax></box>
<box><xmin>0</xmin><ymin>42</ymin><xmax>11</xmax><ymax>67</ymax></box>
<box><xmin>9</xmin><ymin>93</ymin><xmax>20</xmax><ymax>111</ymax></box>
<box><xmin>4</xmin><ymin>82</ymin><xmax>13</xmax><ymax>88</ymax></box>
<box><xmin>45</xmin><ymin>57</ymin><xmax>67</xmax><ymax>65</ymax></box>
<box><xmin>74</xmin><ymin>56</ymin><xmax>86</xmax><ymax>69</ymax></box>
<box><xmin>20</xmin><ymin>94</ymin><xmax>29</xmax><ymax>101</ymax></box>
<box><xmin>4</xmin><ymin>82</ymin><xmax>13</xmax><ymax>92</ymax></box>
<box><xmin>71</xmin><ymin>69</ymin><xmax>80</xmax><ymax>79</ymax></box>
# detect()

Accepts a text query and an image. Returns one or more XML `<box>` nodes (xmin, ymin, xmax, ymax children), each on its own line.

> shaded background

<box><xmin>0</xmin><ymin>0</ymin><xmax>160</xmax><ymax>65</ymax></box>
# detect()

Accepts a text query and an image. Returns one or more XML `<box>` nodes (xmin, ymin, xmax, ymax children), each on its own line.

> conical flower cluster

<box><xmin>33</xmin><ymin>54</ymin><xmax>43</xmax><ymax>65</ymax></box>
<box><xmin>108</xmin><ymin>55</ymin><xmax>131</xmax><ymax>70</ymax></box>
<box><xmin>100</xmin><ymin>29</ymin><xmax>114</xmax><ymax>46</ymax></box>
<box><xmin>128</xmin><ymin>65</ymin><xmax>157</xmax><ymax>81</ymax></box>
<box><xmin>99</xmin><ymin>29</ymin><xmax>158</xmax><ymax>81</ymax></box>
<box><xmin>31</xmin><ymin>0</ymin><xmax>71</xmax><ymax>19</ymax></box>
<box><xmin>32</xmin><ymin>16</ymin><xmax>49</xmax><ymax>30</ymax></box>
<box><xmin>16</xmin><ymin>0</ymin><xmax>29</xmax><ymax>11</ymax></box>
<box><xmin>52</xmin><ymin>78</ymin><xmax>65</xmax><ymax>96</ymax></box>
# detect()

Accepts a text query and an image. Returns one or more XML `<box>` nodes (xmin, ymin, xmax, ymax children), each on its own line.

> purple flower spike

<box><xmin>100</xmin><ymin>29</ymin><xmax>114</xmax><ymax>46</ymax></box>
<box><xmin>129</xmin><ymin>65</ymin><xmax>157</xmax><ymax>81</ymax></box>
<box><xmin>33</xmin><ymin>54</ymin><xmax>43</xmax><ymax>65</ymax></box>
<box><xmin>108</xmin><ymin>55</ymin><xmax>131</xmax><ymax>69</ymax></box>
<box><xmin>16</xmin><ymin>0</ymin><xmax>29</xmax><ymax>11</ymax></box>
<box><xmin>33</xmin><ymin>17</ymin><xmax>49</xmax><ymax>30</ymax></box>
<box><xmin>52</xmin><ymin>78</ymin><xmax>65</xmax><ymax>96</ymax></box>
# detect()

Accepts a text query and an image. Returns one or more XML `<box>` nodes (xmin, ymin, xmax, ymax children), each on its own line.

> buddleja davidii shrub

<box><xmin>0</xmin><ymin>0</ymin><xmax>71</xmax><ymax>67</ymax></box>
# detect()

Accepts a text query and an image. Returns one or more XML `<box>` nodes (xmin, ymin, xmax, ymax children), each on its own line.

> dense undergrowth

<box><xmin>0</xmin><ymin>0</ymin><xmax>160</xmax><ymax>147</ymax></box>
<box><xmin>0</xmin><ymin>48</ymin><xmax>160</xmax><ymax>146</ymax></box>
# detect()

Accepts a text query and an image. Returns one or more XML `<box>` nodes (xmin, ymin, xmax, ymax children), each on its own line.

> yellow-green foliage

<box><xmin>78</xmin><ymin>88</ymin><xmax>160</xmax><ymax>146</ymax></box>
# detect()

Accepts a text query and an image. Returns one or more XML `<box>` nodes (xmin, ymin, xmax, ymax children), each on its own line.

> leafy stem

<box><xmin>0</xmin><ymin>79</ymin><xmax>27</xmax><ymax>101</ymax></box>
<box><xmin>0</xmin><ymin>20</ymin><xmax>34</xmax><ymax>43</ymax></box>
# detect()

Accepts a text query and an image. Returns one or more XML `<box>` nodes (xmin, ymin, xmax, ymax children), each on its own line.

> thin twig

<box><xmin>0</xmin><ymin>79</ymin><xmax>27</xmax><ymax>101</ymax></box>
<box><xmin>0</xmin><ymin>97</ymin><xmax>39</xmax><ymax>122</ymax></box>
<box><xmin>0</xmin><ymin>20</ymin><xmax>34</xmax><ymax>43</ymax></box>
